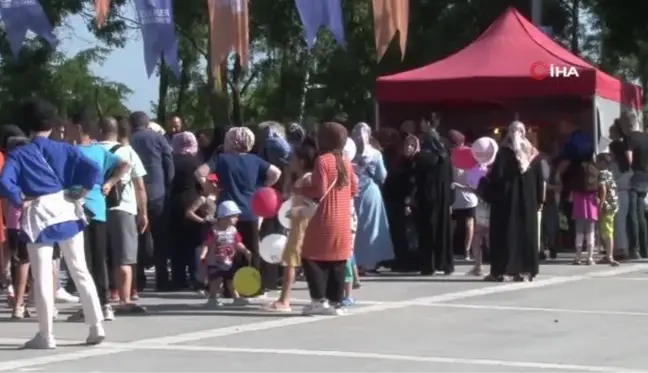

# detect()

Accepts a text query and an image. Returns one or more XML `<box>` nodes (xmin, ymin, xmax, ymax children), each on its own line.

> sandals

<box><xmin>465</xmin><ymin>267</ymin><xmax>484</xmax><ymax>277</ymax></box>
<box><xmin>263</xmin><ymin>301</ymin><xmax>292</xmax><ymax>313</ymax></box>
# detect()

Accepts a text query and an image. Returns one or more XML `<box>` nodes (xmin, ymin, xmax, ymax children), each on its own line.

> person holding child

<box><xmin>265</xmin><ymin>138</ymin><xmax>318</xmax><ymax>312</ymax></box>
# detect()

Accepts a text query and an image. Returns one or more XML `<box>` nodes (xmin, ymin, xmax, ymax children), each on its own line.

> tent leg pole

<box><xmin>374</xmin><ymin>101</ymin><xmax>380</xmax><ymax>130</ymax></box>
<box><xmin>593</xmin><ymin>95</ymin><xmax>599</xmax><ymax>154</ymax></box>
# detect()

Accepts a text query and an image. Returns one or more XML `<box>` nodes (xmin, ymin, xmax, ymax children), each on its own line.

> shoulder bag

<box><xmin>300</xmin><ymin>175</ymin><xmax>338</xmax><ymax>220</ymax></box>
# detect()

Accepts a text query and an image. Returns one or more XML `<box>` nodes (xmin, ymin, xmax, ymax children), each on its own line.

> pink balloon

<box><xmin>451</xmin><ymin>146</ymin><xmax>478</xmax><ymax>170</ymax></box>
<box><xmin>466</xmin><ymin>166</ymin><xmax>487</xmax><ymax>189</ymax></box>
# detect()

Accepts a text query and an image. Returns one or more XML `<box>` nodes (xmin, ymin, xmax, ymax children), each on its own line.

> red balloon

<box><xmin>251</xmin><ymin>187</ymin><xmax>281</xmax><ymax>218</ymax></box>
<box><xmin>451</xmin><ymin>146</ymin><xmax>478</xmax><ymax>170</ymax></box>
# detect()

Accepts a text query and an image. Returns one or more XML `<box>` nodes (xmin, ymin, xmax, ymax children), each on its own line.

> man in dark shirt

<box><xmin>129</xmin><ymin>111</ymin><xmax>175</xmax><ymax>289</ymax></box>
<box><xmin>620</xmin><ymin>111</ymin><xmax>648</xmax><ymax>258</ymax></box>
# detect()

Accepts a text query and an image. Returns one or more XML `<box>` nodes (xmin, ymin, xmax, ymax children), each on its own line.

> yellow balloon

<box><xmin>233</xmin><ymin>267</ymin><xmax>261</xmax><ymax>297</ymax></box>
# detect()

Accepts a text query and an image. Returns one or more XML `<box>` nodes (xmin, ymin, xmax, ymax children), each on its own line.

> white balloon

<box><xmin>471</xmin><ymin>137</ymin><xmax>498</xmax><ymax>166</ymax></box>
<box><xmin>343</xmin><ymin>138</ymin><xmax>357</xmax><ymax>161</ymax></box>
<box><xmin>259</xmin><ymin>234</ymin><xmax>287</xmax><ymax>264</ymax></box>
<box><xmin>278</xmin><ymin>199</ymin><xmax>292</xmax><ymax>229</ymax></box>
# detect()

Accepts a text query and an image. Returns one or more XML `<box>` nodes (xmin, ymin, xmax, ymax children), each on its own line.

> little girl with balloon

<box><xmin>199</xmin><ymin>200</ymin><xmax>252</xmax><ymax>308</ymax></box>
<box><xmin>451</xmin><ymin>137</ymin><xmax>499</xmax><ymax>276</ymax></box>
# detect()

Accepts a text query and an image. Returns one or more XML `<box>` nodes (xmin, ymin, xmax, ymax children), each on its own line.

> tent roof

<box><xmin>375</xmin><ymin>7</ymin><xmax>641</xmax><ymax>108</ymax></box>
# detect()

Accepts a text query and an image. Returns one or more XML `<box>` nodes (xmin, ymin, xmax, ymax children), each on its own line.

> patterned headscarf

<box><xmin>503</xmin><ymin>121</ymin><xmax>539</xmax><ymax>173</ymax></box>
<box><xmin>172</xmin><ymin>131</ymin><xmax>198</xmax><ymax>155</ymax></box>
<box><xmin>224</xmin><ymin>126</ymin><xmax>255</xmax><ymax>153</ymax></box>
<box><xmin>286</xmin><ymin>122</ymin><xmax>306</xmax><ymax>146</ymax></box>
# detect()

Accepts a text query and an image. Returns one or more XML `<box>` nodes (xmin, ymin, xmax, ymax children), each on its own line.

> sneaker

<box><xmin>66</xmin><ymin>309</ymin><xmax>85</xmax><ymax>322</ymax></box>
<box><xmin>86</xmin><ymin>324</ymin><xmax>105</xmax><ymax>346</ymax></box>
<box><xmin>103</xmin><ymin>305</ymin><xmax>115</xmax><ymax>321</ymax></box>
<box><xmin>341</xmin><ymin>298</ymin><xmax>355</xmax><ymax>307</ymax></box>
<box><xmin>53</xmin><ymin>308</ymin><xmax>59</xmax><ymax>320</ymax></box>
<box><xmin>301</xmin><ymin>300</ymin><xmax>331</xmax><ymax>316</ymax></box>
<box><xmin>232</xmin><ymin>297</ymin><xmax>250</xmax><ymax>306</ymax></box>
<box><xmin>11</xmin><ymin>305</ymin><xmax>30</xmax><ymax>320</ymax></box>
<box><xmin>55</xmin><ymin>288</ymin><xmax>79</xmax><ymax>304</ymax></box>
<box><xmin>130</xmin><ymin>290</ymin><xmax>140</xmax><ymax>301</ymax></box>
<box><xmin>333</xmin><ymin>306</ymin><xmax>348</xmax><ymax>316</ymax></box>
<box><xmin>206</xmin><ymin>298</ymin><xmax>223</xmax><ymax>308</ymax></box>
<box><xmin>23</xmin><ymin>333</ymin><xmax>56</xmax><ymax>349</ymax></box>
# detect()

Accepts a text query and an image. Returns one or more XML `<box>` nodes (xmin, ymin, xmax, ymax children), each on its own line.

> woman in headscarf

<box><xmin>484</xmin><ymin>121</ymin><xmax>544</xmax><ymax>282</ymax></box>
<box><xmin>404</xmin><ymin>127</ymin><xmax>454</xmax><ymax>276</ymax></box>
<box><xmin>168</xmin><ymin>131</ymin><xmax>204</xmax><ymax>289</ymax></box>
<box><xmin>299</xmin><ymin>122</ymin><xmax>357</xmax><ymax>315</ymax></box>
<box><xmin>448</xmin><ymin>130</ymin><xmax>478</xmax><ymax>260</ymax></box>
<box><xmin>196</xmin><ymin>126</ymin><xmax>282</xmax><ymax>295</ymax></box>
<box><xmin>379</xmin><ymin>128</ymin><xmax>414</xmax><ymax>271</ymax></box>
<box><xmin>350</xmin><ymin>122</ymin><xmax>393</xmax><ymax>273</ymax></box>
<box><xmin>257</xmin><ymin>122</ymin><xmax>292</xmax><ymax>290</ymax></box>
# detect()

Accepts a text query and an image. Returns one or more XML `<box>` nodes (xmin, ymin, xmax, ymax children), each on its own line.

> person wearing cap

<box><xmin>199</xmin><ymin>200</ymin><xmax>251</xmax><ymax>307</ymax></box>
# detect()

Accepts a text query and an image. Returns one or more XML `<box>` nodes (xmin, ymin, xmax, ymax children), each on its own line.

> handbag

<box><xmin>299</xmin><ymin>175</ymin><xmax>338</xmax><ymax>219</ymax></box>
<box><xmin>105</xmin><ymin>144</ymin><xmax>126</xmax><ymax>208</ymax></box>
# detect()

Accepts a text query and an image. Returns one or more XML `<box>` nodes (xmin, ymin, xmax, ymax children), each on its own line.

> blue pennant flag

<box><xmin>0</xmin><ymin>0</ymin><xmax>58</xmax><ymax>57</ymax></box>
<box><xmin>294</xmin><ymin>0</ymin><xmax>345</xmax><ymax>49</ymax></box>
<box><xmin>134</xmin><ymin>0</ymin><xmax>180</xmax><ymax>79</ymax></box>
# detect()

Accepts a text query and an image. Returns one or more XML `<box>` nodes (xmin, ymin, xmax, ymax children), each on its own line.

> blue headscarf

<box><xmin>262</xmin><ymin>125</ymin><xmax>292</xmax><ymax>166</ymax></box>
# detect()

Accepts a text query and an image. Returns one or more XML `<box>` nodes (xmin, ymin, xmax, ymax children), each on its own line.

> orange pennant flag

<box><xmin>95</xmin><ymin>0</ymin><xmax>111</xmax><ymax>28</ymax></box>
<box><xmin>231</xmin><ymin>0</ymin><xmax>249</xmax><ymax>68</ymax></box>
<box><xmin>207</xmin><ymin>0</ymin><xmax>250</xmax><ymax>76</ymax></box>
<box><xmin>372</xmin><ymin>0</ymin><xmax>409</xmax><ymax>61</ymax></box>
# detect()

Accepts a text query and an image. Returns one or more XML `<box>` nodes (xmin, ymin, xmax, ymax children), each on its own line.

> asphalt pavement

<box><xmin>1</xmin><ymin>257</ymin><xmax>648</xmax><ymax>372</ymax></box>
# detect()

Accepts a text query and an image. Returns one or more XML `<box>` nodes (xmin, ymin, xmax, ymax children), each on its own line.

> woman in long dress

<box><xmin>350</xmin><ymin>123</ymin><xmax>393</xmax><ymax>272</ymax></box>
<box><xmin>404</xmin><ymin>131</ymin><xmax>454</xmax><ymax>275</ymax></box>
<box><xmin>485</xmin><ymin>121</ymin><xmax>544</xmax><ymax>282</ymax></box>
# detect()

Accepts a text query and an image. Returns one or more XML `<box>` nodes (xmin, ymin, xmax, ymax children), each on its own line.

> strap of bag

<box><xmin>318</xmin><ymin>176</ymin><xmax>338</xmax><ymax>203</ymax></box>
<box><xmin>109</xmin><ymin>144</ymin><xmax>122</xmax><ymax>153</ymax></box>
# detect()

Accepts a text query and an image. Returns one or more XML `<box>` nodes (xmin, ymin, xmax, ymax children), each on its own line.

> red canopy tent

<box><xmin>375</xmin><ymin>7</ymin><xmax>642</xmax><ymax>108</ymax></box>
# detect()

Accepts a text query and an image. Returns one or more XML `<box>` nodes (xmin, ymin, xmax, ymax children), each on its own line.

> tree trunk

<box><xmin>570</xmin><ymin>0</ymin><xmax>580</xmax><ymax>55</ymax></box>
<box><xmin>230</xmin><ymin>55</ymin><xmax>243</xmax><ymax>126</ymax></box>
<box><xmin>156</xmin><ymin>58</ymin><xmax>169</xmax><ymax>124</ymax></box>
<box><xmin>175</xmin><ymin>56</ymin><xmax>192</xmax><ymax>115</ymax></box>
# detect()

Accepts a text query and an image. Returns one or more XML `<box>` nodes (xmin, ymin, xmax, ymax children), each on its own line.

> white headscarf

<box><xmin>351</xmin><ymin>122</ymin><xmax>374</xmax><ymax>164</ymax></box>
<box><xmin>503</xmin><ymin>121</ymin><xmax>538</xmax><ymax>173</ymax></box>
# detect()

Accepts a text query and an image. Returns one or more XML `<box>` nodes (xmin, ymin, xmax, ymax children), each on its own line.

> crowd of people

<box><xmin>0</xmin><ymin>96</ymin><xmax>646</xmax><ymax>350</ymax></box>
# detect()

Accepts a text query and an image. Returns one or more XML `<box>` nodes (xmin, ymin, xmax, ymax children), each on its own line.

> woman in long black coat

<box><xmin>485</xmin><ymin>121</ymin><xmax>544</xmax><ymax>282</ymax></box>
<box><xmin>404</xmin><ymin>131</ymin><xmax>454</xmax><ymax>275</ymax></box>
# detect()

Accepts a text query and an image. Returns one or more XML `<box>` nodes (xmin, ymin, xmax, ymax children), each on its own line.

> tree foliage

<box><xmin>0</xmin><ymin>0</ymin><xmax>647</xmax><ymax>128</ymax></box>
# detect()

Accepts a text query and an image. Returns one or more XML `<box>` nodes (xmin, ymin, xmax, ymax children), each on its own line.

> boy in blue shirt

<box><xmin>67</xmin><ymin>112</ymin><xmax>129</xmax><ymax>322</ymax></box>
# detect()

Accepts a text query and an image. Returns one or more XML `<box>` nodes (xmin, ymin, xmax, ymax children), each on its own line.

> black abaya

<box><xmin>487</xmin><ymin>148</ymin><xmax>544</xmax><ymax>278</ymax></box>
<box><xmin>407</xmin><ymin>134</ymin><xmax>454</xmax><ymax>275</ymax></box>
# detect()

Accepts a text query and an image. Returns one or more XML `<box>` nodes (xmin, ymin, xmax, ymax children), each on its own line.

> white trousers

<box><xmin>27</xmin><ymin>231</ymin><xmax>103</xmax><ymax>337</ymax></box>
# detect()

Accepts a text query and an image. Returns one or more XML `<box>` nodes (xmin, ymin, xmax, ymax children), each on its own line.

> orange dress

<box><xmin>301</xmin><ymin>153</ymin><xmax>357</xmax><ymax>262</ymax></box>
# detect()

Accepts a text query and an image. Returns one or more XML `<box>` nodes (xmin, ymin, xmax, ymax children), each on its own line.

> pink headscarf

<box><xmin>172</xmin><ymin>131</ymin><xmax>198</xmax><ymax>155</ymax></box>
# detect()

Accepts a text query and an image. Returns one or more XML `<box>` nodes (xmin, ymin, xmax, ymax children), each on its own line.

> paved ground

<box><xmin>1</xmin><ymin>258</ymin><xmax>648</xmax><ymax>372</ymax></box>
